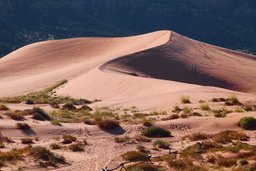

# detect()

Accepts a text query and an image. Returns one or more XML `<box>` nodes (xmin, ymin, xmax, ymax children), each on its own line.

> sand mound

<box><xmin>1</xmin><ymin>30</ymin><xmax>256</xmax><ymax>110</ymax></box>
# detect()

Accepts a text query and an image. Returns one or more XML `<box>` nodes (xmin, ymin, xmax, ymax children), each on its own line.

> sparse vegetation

<box><xmin>200</xmin><ymin>103</ymin><xmax>211</xmax><ymax>111</ymax></box>
<box><xmin>62</xmin><ymin>134</ymin><xmax>77</xmax><ymax>144</ymax></box>
<box><xmin>153</xmin><ymin>139</ymin><xmax>170</xmax><ymax>149</ymax></box>
<box><xmin>213</xmin><ymin>108</ymin><xmax>230</xmax><ymax>117</ymax></box>
<box><xmin>142</xmin><ymin>127</ymin><xmax>171</xmax><ymax>138</ymax></box>
<box><xmin>96</xmin><ymin>119</ymin><xmax>120</xmax><ymax>131</ymax></box>
<box><xmin>0</xmin><ymin>80</ymin><xmax>91</xmax><ymax>105</ymax></box>
<box><xmin>212</xmin><ymin>130</ymin><xmax>249</xmax><ymax>144</ymax></box>
<box><xmin>69</xmin><ymin>143</ymin><xmax>85</xmax><ymax>152</ymax></box>
<box><xmin>5</xmin><ymin>111</ymin><xmax>24</xmax><ymax>120</ymax></box>
<box><xmin>50</xmin><ymin>143</ymin><xmax>62</xmax><ymax>150</ymax></box>
<box><xmin>31</xmin><ymin>107</ymin><xmax>51</xmax><ymax>121</ymax></box>
<box><xmin>181</xmin><ymin>96</ymin><xmax>191</xmax><ymax>104</ymax></box>
<box><xmin>239</xmin><ymin>117</ymin><xmax>256</xmax><ymax>130</ymax></box>
<box><xmin>136</xmin><ymin>145</ymin><xmax>148</xmax><ymax>153</ymax></box>
<box><xmin>30</xmin><ymin>146</ymin><xmax>66</xmax><ymax>166</ymax></box>
<box><xmin>114</xmin><ymin>136</ymin><xmax>131</xmax><ymax>143</ymax></box>
<box><xmin>185</xmin><ymin>132</ymin><xmax>209</xmax><ymax>141</ymax></box>
<box><xmin>225</xmin><ymin>95</ymin><xmax>242</xmax><ymax>106</ymax></box>
<box><xmin>16</xmin><ymin>123</ymin><xmax>30</xmax><ymax>130</ymax></box>
<box><xmin>182</xmin><ymin>106</ymin><xmax>192</xmax><ymax>115</ymax></box>
<box><xmin>122</xmin><ymin>151</ymin><xmax>149</xmax><ymax>162</ymax></box>
<box><xmin>127</xmin><ymin>163</ymin><xmax>162</xmax><ymax>171</ymax></box>
<box><xmin>172</xmin><ymin>105</ymin><xmax>182</xmax><ymax>113</ymax></box>
<box><xmin>216</xmin><ymin>156</ymin><xmax>237</xmax><ymax>167</ymax></box>
<box><xmin>21</xmin><ymin>138</ymin><xmax>33</xmax><ymax>144</ymax></box>
<box><xmin>0</xmin><ymin>104</ymin><xmax>9</xmax><ymax>111</ymax></box>
<box><xmin>143</xmin><ymin>121</ymin><xmax>153</xmax><ymax>127</ymax></box>
<box><xmin>62</xmin><ymin>103</ymin><xmax>76</xmax><ymax>110</ymax></box>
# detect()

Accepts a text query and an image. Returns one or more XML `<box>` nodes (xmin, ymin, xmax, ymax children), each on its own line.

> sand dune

<box><xmin>1</xmin><ymin>30</ymin><xmax>256</xmax><ymax>110</ymax></box>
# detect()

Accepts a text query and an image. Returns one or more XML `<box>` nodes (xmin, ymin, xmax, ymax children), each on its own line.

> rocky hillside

<box><xmin>0</xmin><ymin>0</ymin><xmax>256</xmax><ymax>57</ymax></box>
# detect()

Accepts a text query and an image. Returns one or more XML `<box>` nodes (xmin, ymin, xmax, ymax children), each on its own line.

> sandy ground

<box><xmin>0</xmin><ymin>30</ymin><xmax>256</xmax><ymax>170</ymax></box>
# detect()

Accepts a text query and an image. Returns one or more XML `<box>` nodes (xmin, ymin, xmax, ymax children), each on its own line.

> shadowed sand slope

<box><xmin>102</xmin><ymin>33</ymin><xmax>256</xmax><ymax>92</ymax></box>
<box><xmin>1</xmin><ymin>30</ymin><xmax>256</xmax><ymax>110</ymax></box>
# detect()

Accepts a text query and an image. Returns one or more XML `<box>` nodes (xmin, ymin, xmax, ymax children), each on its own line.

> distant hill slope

<box><xmin>0</xmin><ymin>0</ymin><xmax>256</xmax><ymax>57</ymax></box>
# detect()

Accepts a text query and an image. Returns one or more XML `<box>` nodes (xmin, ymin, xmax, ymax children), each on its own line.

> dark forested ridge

<box><xmin>0</xmin><ymin>0</ymin><xmax>256</xmax><ymax>57</ymax></box>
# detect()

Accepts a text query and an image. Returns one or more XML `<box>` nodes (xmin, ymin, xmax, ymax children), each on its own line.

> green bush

<box><xmin>239</xmin><ymin>117</ymin><xmax>256</xmax><ymax>130</ymax></box>
<box><xmin>122</xmin><ymin>151</ymin><xmax>149</xmax><ymax>162</ymax></box>
<box><xmin>142</xmin><ymin>127</ymin><xmax>171</xmax><ymax>138</ymax></box>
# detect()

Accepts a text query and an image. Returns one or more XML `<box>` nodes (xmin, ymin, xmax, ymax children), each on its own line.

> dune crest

<box><xmin>1</xmin><ymin>30</ymin><xmax>256</xmax><ymax>109</ymax></box>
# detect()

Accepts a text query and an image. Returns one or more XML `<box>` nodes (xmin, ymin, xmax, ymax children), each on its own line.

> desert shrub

<box><xmin>212</xmin><ymin>130</ymin><xmax>249</xmax><ymax>144</ymax></box>
<box><xmin>200</xmin><ymin>103</ymin><xmax>211</xmax><ymax>111</ymax></box>
<box><xmin>211</xmin><ymin>97</ymin><xmax>226</xmax><ymax>102</ymax></box>
<box><xmin>134</xmin><ymin>136</ymin><xmax>151</xmax><ymax>142</ymax></box>
<box><xmin>142</xmin><ymin>127</ymin><xmax>171</xmax><ymax>138</ymax></box>
<box><xmin>122</xmin><ymin>151</ymin><xmax>149</xmax><ymax>162</ymax></box>
<box><xmin>21</xmin><ymin>138</ymin><xmax>33</xmax><ymax>144</ymax></box>
<box><xmin>32</xmin><ymin>107</ymin><xmax>51</xmax><ymax>121</ymax></box>
<box><xmin>216</xmin><ymin>156</ymin><xmax>237</xmax><ymax>167</ymax></box>
<box><xmin>143</xmin><ymin>121</ymin><xmax>153</xmax><ymax>127</ymax></box>
<box><xmin>0</xmin><ymin>148</ymin><xmax>25</xmax><ymax>164</ymax></box>
<box><xmin>153</xmin><ymin>140</ymin><xmax>170</xmax><ymax>149</ymax></box>
<box><xmin>191</xmin><ymin>112</ymin><xmax>201</xmax><ymax>117</ymax></box>
<box><xmin>239</xmin><ymin>117</ymin><xmax>256</xmax><ymax>130</ymax></box>
<box><xmin>127</xmin><ymin>163</ymin><xmax>162</xmax><ymax>171</ymax></box>
<box><xmin>96</xmin><ymin>119</ymin><xmax>120</xmax><ymax>130</ymax></box>
<box><xmin>50</xmin><ymin>143</ymin><xmax>62</xmax><ymax>150</ymax></box>
<box><xmin>5</xmin><ymin>111</ymin><xmax>24</xmax><ymax>120</ymax></box>
<box><xmin>213</xmin><ymin>108</ymin><xmax>230</xmax><ymax>118</ymax></box>
<box><xmin>225</xmin><ymin>95</ymin><xmax>242</xmax><ymax>106</ymax></box>
<box><xmin>69</xmin><ymin>143</ymin><xmax>85</xmax><ymax>152</ymax></box>
<box><xmin>183</xmin><ymin>107</ymin><xmax>192</xmax><ymax>114</ymax></box>
<box><xmin>79</xmin><ymin>105</ymin><xmax>92</xmax><ymax>111</ymax></box>
<box><xmin>62</xmin><ymin>103</ymin><xmax>76</xmax><ymax>110</ymax></box>
<box><xmin>186</xmin><ymin>132</ymin><xmax>209</xmax><ymax>141</ymax></box>
<box><xmin>172</xmin><ymin>105</ymin><xmax>182</xmax><ymax>113</ymax></box>
<box><xmin>25</xmin><ymin>99</ymin><xmax>34</xmax><ymax>104</ymax></box>
<box><xmin>51</xmin><ymin>119</ymin><xmax>62</xmax><ymax>126</ymax></box>
<box><xmin>83</xmin><ymin>118</ymin><xmax>95</xmax><ymax>125</ymax></box>
<box><xmin>0</xmin><ymin>104</ymin><xmax>9</xmax><ymax>111</ymax></box>
<box><xmin>50</xmin><ymin>102</ymin><xmax>60</xmax><ymax>109</ymax></box>
<box><xmin>181</xmin><ymin>96</ymin><xmax>191</xmax><ymax>104</ymax></box>
<box><xmin>136</xmin><ymin>145</ymin><xmax>148</xmax><ymax>153</ymax></box>
<box><xmin>114</xmin><ymin>136</ymin><xmax>131</xmax><ymax>143</ymax></box>
<box><xmin>62</xmin><ymin>134</ymin><xmax>77</xmax><ymax>144</ymax></box>
<box><xmin>180</xmin><ymin>113</ymin><xmax>189</xmax><ymax>118</ymax></box>
<box><xmin>30</xmin><ymin>146</ymin><xmax>65</xmax><ymax>165</ymax></box>
<box><xmin>239</xmin><ymin>159</ymin><xmax>249</xmax><ymax>165</ymax></box>
<box><xmin>167</xmin><ymin>159</ymin><xmax>193</xmax><ymax>170</ymax></box>
<box><xmin>16</xmin><ymin>123</ymin><xmax>30</xmax><ymax>130</ymax></box>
